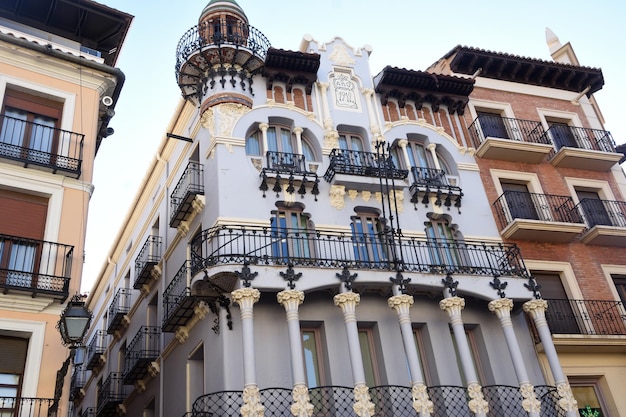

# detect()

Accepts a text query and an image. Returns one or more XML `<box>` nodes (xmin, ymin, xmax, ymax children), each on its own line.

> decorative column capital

<box><xmin>439</xmin><ymin>296</ymin><xmax>465</xmax><ymax>316</ymax></box>
<box><xmin>241</xmin><ymin>385</ymin><xmax>265</xmax><ymax>417</ymax></box>
<box><xmin>467</xmin><ymin>382</ymin><xmax>489</xmax><ymax>415</ymax></box>
<box><xmin>352</xmin><ymin>384</ymin><xmax>376</xmax><ymax>417</ymax></box>
<box><xmin>388</xmin><ymin>294</ymin><xmax>414</xmax><ymax>315</ymax></box>
<box><xmin>426</xmin><ymin>143</ymin><xmax>437</xmax><ymax>152</ymax></box>
<box><xmin>522</xmin><ymin>299</ymin><xmax>548</xmax><ymax>318</ymax></box>
<box><xmin>277</xmin><ymin>289</ymin><xmax>305</xmax><ymax>310</ymax></box>
<box><xmin>411</xmin><ymin>382</ymin><xmax>434</xmax><ymax>415</ymax></box>
<box><xmin>397</xmin><ymin>139</ymin><xmax>408</xmax><ymax>148</ymax></box>
<box><xmin>293</xmin><ymin>126</ymin><xmax>303</xmax><ymax>136</ymax></box>
<box><xmin>258</xmin><ymin>123</ymin><xmax>269</xmax><ymax>132</ymax></box>
<box><xmin>557</xmin><ymin>382</ymin><xmax>578</xmax><ymax>412</ymax></box>
<box><xmin>290</xmin><ymin>384</ymin><xmax>314</xmax><ymax>417</ymax></box>
<box><xmin>334</xmin><ymin>292</ymin><xmax>360</xmax><ymax>311</ymax></box>
<box><xmin>488</xmin><ymin>298</ymin><xmax>513</xmax><ymax>319</ymax></box>
<box><xmin>318</xmin><ymin>82</ymin><xmax>329</xmax><ymax>91</ymax></box>
<box><xmin>232</xmin><ymin>288</ymin><xmax>261</xmax><ymax>308</ymax></box>
<box><xmin>520</xmin><ymin>382</ymin><xmax>541</xmax><ymax>414</ymax></box>
<box><xmin>361</xmin><ymin>88</ymin><xmax>375</xmax><ymax>98</ymax></box>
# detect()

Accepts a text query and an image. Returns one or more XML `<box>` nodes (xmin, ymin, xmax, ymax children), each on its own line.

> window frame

<box><xmin>357</xmin><ymin>325</ymin><xmax>381</xmax><ymax>387</ymax></box>
<box><xmin>300</xmin><ymin>326</ymin><xmax>326</xmax><ymax>388</ymax></box>
<box><xmin>270</xmin><ymin>204</ymin><xmax>315</xmax><ymax>262</ymax></box>
<box><xmin>246</xmin><ymin>124</ymin><xmax>318</xmax><ymax>163</ymax></box>
<box><xmin>350</xmin><ymin>209</ymin><xmax>388</xmax><ymax>265</ymax></box>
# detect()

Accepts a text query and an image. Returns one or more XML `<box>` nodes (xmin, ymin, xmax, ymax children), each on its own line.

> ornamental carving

<box><xmin>329</xmin><ymin>44</ymin><xmax>355</xmax><ymax>66</ymax></box>
<box><xmin>557</xmin><ymin>382</ymin><xmax>578</xmax><ymax>412</ymax></box>
<box><xmin>200</xmin><ymin>107</ymin><xmax>214</xmax><ymax>133</ymax></box>
<box><xmin>330</xmin><ymin>185</ymin><xmax>346</xmax><ymax>210</ymax></box>
<box><xmin>522</xmin><ymin>299</ymin><xmax>548</xmax><ymax>317</ymax></box>
<box><xmin>488</xmin><ymin>298</ymin><xmax>513</xmax><ymax>318</ymax></box>
<box><xmin>352</xmin><ymin>385</ymin><xmax>375</xmax><ymax>417</ymax></box>
<box><xmin>520</xmin><ymin>383</ymin><xmax>541</xmax><ymax>414</ymax></box>
<box><xmin>241</xmin><ymin>385</ymin><xmax>265</xmax><ymax>417</ymax></box>
<box><xmin>439</xmin><ymin>296</ymin><xmax>465</xmax><ymax>316</ymax></box>
<box><xmin>411</xmin><ymin>383</ymin><xmax>434</xmax><ymax>415</ymax></box>
<box><xmin>324</xmin><ymin>130</ymin><xmax>339</xmax><ymax>149</ymax></box>
<box><xmin>290</xmin><ymin>384</ymin><xmax>314</xmax><ymax>417</ymax></box>
<box><xmin>467</xmin><ymin>382</ymin><xmax>489</xmax><ymax>414</ymax></box>
<box><xmin>232</xmin><ymin>288</ymin><xmax>261</xmax><ymax>309</ymax></box>
<box><xmin>277</xmin><ymin>289</ymin><xmax>305</xmax><ymax>310</ymax></box>
<box><xmin>216</xmin><ymin>103</ymin><xmax>249</xmax><ymax>137</ymax></box>
<box><xmin>334</xmin><ymin>292</ymin><xmax>361</xmax><ymax>310</ymax></box>
<box><xmin>388</xmin><ymin>294</ymin><xmax>414</xmax><ymax>315</ymax></box>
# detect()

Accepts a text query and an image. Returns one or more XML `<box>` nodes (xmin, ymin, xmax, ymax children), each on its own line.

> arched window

<box><xmin>393</xmin><ymin>139</ymin><xmax>452</xmax><ymax>187</ymax></box>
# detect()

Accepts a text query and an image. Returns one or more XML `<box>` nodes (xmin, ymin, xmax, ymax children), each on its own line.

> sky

<box><xmin>81</xmin><ymin>0</ymin><xmax>626</xmax><ymax>292</ymax></box>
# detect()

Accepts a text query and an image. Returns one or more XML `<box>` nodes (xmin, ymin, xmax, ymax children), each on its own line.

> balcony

<box><xmin>409</xmin><ymin>167</ymin><xmax>463</xmax><ymax>210</ymax></box>
<box><xmin>0</xmin><ymin>397</ymin><xmax>53</xmax><ymax>417</ymax></box>
<box><xmin>468</xmin><ymin>114</ymin><xmax>552</xmax><ymax>163</ymax></box>
<box><xmin>545</xmin><ymin>125</ymin><xmax>621</xmax><ymax>171</ymax></box>
<box><xmin>493</xmin><ymin>191</ymin><xmax>586</xmax><ymax>242</ymax></box>
<box><xmin>106</xmin><ymin>288</ymin><xmax>131</xmax><ymax>334</ymax></box>
<box><xmin>86</xmin><ymin>330</ymin><xmax>107</xmax><ymax>370</ymax></box>
<box><xmin>190</xmin><ymin>385</ymin><xmax>563</xmax><ymax>417</ymax></box>
<box><xmin>163</xmin><ymin>261</ymin><xmax>224</xmax><ymax>332</ymax></box>
<box><xmin>81</xmin><ymin>408</ymin><xmax>96</xmax><ymax>417</ymax></box>
<box><xmin>123</xmin><ymin>326</ymin><xmax>161</xmax><ymax>384</ymax></box>
<box><xmin>70</xmin><ymin>364</ymin><xmax>86</xmax><ymax>401</ymax></box>
<box><xmin>535</xmin><ymin>298</ymin><xmax>626</xmax><ymax>352</ymax></box>
<box><xmin>575</xmin><ymin>199</ymin><xmax>626</xmax><ymax>247</ymax></box>
<box><xmin>0</xmin><ymin>233</ymin><xmax>73</xmax><ymax>301</ymax></box>
<box><xmin>134</xmin><ymin>235</ymin><xmax>162</xmax><ymax>289</ymax></box>
<box><xmin>175</xmin><ymin>20</ymin><xmax>269</xmax><ymax>103</ymax></box>
<box><xmin>189</xmin><ymin>225</ymin><xmax>528</xmax><ymax>278</ymax></box>
<box><xmin>96</xmin><ymin>372</ymin><xmax>126</xmax><ymax>417</ymax></box>
<box><xmin>259</xmin><ymin>151</ymin><xmax>319</xmax><ymax>198</ymax></box>
<box><xmin>170</xmin><ymin>162</ymin><xmax>204</xmax><ymax>228</ymax></box>
<box><xmin>0</xmin><ymin>114</ymin><xmax>84</xmax><ymax>178</ymax></box>
<box><xmin>323</xmin><ymin>149</ymin><xmax>408</xmax><ymax>194</ymax></box>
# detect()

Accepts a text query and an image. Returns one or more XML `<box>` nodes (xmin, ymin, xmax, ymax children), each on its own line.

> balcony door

<box><xmin>351</xmin><ymin>213</ymin><xmax>387</xmax><ymax>266</ymax></box>
<box><xmin>0</xmin><ymin>336</ymin><xmax>28</xmax><ymax>416</ymax></box>
<box><xmin>533</xmin><ymin>273</ymin><xmax>580</xmax><ymax>334</ymax></box>
<box><xmin>477</xmin><ymin>112</ymin><xmax>508</xmax><ymax>139</ymax></box>
<box><xmin>576</xmin><ymin>190</ymin><xmax>611</xmax><ymax>227</ymax></box>
<box><xmin>548</xmin><ymin>121</ymin><xmax>577</xmax><ymax>149</ymax></box>
<box><xmin>501</xmin><ymin>182</ymin><xmax>539</xmax><ymax>220</ymax></box>
<box><xmin>338</xmin><ymin>134</ymin><xmax>364</xmax><ymax>167</ymax></box>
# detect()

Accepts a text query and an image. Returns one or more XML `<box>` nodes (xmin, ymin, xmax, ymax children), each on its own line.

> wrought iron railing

<box><xmin>0</xmin><ymin>233</ymin><xmax>73</xmax><ymax>301</ymax></box>
<box><xmin>70</xmin><ymin>364</ymin><xmax>86</xmax><ymax>399</ymax></box>
<box><xmin>191</xmin><ymin>385</ymin><xmax>563</xmax><ymax>417</ymax></box>
<box><xmin>544</xmin><ymin>124</ymin><xmax>616</xmax><ymax>153</ymax></box>
<box><xmin>189</xmin><ymin>225</ymin><xmax>528</xmax><ymax>278</ymax></box>
<box><xmin>96</xmin><ymin>372</ymin><xmax>126</xmax><ymax>416</ymax></box>
<box><xmin>107</xmin><ymin>288</ymin><xmax>131</xmax><ymax>334</ymax></box>
<box><xmin>134</xmin><ymin>235</ymin><xmax>162</xmax><ymax>288</ymax></box>
<box><xmin>86</xmin><ymin>330</ymin><xmax>107</xmax><ymax>370</ymax></box>
<box><xmin>574</xmin><ymin>198</ymin><xmax>626</xmax><ymax>228</ymax></box>
<box><xmin>542</xmin><ymin>298</ymin><xmax>626</xmax><ymax>336</ymax></box>
<box><xmin>264</xmin><ymin>151</ymin><xmax>308</xmax><ymax>174</ymax></box>
<box><xmin>410</xmin><ymin>166</ymin><xmax>455</xmax><ymax>188</ymax></box>
<box><xmin>81</xmin><ymin>407</ymin><xmax>96</xmax><ymax>417</ymax></box>
<box><xmin>468</xmin><ymin>114</ymin><xmax>548</xmax><ymax>147</ymax></box>
<box><xmin>493</xmin><ymin>191</ymin><xmax>583</xmax><ymax>229</ymax></box>
<box><xmin>0</xmin><ymin>397</ymin><xmax>54</xmax><ymax>417</ymax></box>
<box><xmin>0</xmin><ymin>114</ymin><xmax>84</xmax><ymax>178</ymax></box>
<box><xmin>324</xmin><ymin>149</ymin><xmax>409</xmax><ymax>182</ymax></box>
<box><xmin>123</xmin><ymin>326</ymin><xmax>161</xmax><ymax>383</ymax></box>
<box><xmin>175</xmin><ymin>20</ymin><xmax>270</xmax><ymax>76</ymax></box>
<box><xmin>163</xmin><ymin>261</ymin><xmax>191</xmax><ymax>330</ymax></box>
<box><xmin>170</xmin><ymin>162</ymin><xmax>204</xmax><ymax>228</ymax></box>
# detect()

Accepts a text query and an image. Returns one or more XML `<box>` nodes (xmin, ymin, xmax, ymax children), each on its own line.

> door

<box><xmin>477</xmin><ymin>111</ymin><xmax>508</xmax><ymax>139</ymax></box>
<box><xmin>548</xmin><ymin>121</ymin><xmax>577</xmax><ymax>149</ymax></box>
<box><xmin>501</xmin><ymin>182</ymin><xmax>538</xmax><ymax>220</ymax></box>
<box><xmin>533</xmin><ymin>273</ymin><xmax>580</xmax><ymax>334</ymax></box>
<box><xmin>576</xmin><ymin>190</ymin><xmax>611</xmax><ymax>227</ymax></box>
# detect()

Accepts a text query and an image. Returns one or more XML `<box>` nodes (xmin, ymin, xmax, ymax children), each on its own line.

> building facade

<box><xmin>76</xmin><ymin>1</ymin><xmax>625</xmax><ymax>417</ymax></box>
<box><xmin>0</xmin><ymin>1</ymin><xmax>131</xmax><ymax>416</ymax></box>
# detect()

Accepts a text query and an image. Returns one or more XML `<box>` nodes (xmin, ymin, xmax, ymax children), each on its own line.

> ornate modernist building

<box><xmin>76</xmin><ymin>1</ymin><xmax>625</xmax><ymax>417</ymax></box>
<box><xmin>0</xmin><ymin>1</ymin><xmax>131</xmax><ymax>416</ymax></box>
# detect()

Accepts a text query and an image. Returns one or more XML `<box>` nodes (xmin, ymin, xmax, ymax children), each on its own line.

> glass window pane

<box><xmin>30</xmin><ymin>115</ymin><xmax>55</xmax><ymax>153</ymax></box>
<box><xmin>245</xmin><ymin>134</ymin><xmax>261</xmax><ymax>156</ymax></box>
<box><xmin>267</xmin><ymin>127</ymin><xmax>278</xmax><ymax>152</ymax></box>
<box><xmin>280</xmin><ymin>128</ymin><xmax>293</xmax><ymax>153</ymax></box>
<box><xmin>302</xmin><ymin>140</ymin><xmax>314</xmax><ymax>162</ymax></box>
<box><xmin>302</xmin><ymin>331</ymin><xmax>321</xmax><ymax>388</ymax></box>
<box><xmin>1</xmin><ymin>108</ymin><xmax>27</xmax><ymax>146</ymax></box>
<box><xmin>358</xmin><ymin>329</ymin><xmax>377</xmax><ymax>387</ymax></box>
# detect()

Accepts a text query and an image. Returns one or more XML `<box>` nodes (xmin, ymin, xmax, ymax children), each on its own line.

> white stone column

<box><xmin>293</xmin><ymin>127</ymin><xmax>304</xmax><ymax>156</ymax></box>
<box><xmin>334</xmin><ymin>291</ymin><xmax>376</xmax><ymax>417</ymax></box>
<box><xmin>523</xmin><ymin>299</ymin><xmax>578</xmax><ymax>417</ymax></box>
<box><xmin>396</xmin><ymin>139</ymin><xmax>411</xmax><ymax>169</ymax></box>
<box><xmin>231</xmin><ymin>288</ymin><xmax>265</xmax><ymax>417</ymax></box>
<box><xmin>362</xmin><ymin>88</ymin><xmax>382</xmax><ymax>137</ymax></box>
<box><xmin>277</xmin><ymin>290</ymin><xmax>314</xmax><ymax>417</ymax></box>
<box><xmin>259</xmin><ymin>122</ymin><xmax>269</xmax><ymax>154</ymax></box>
<box><xmin>318</xmin><ymin>82</ymin><xmax>333</xmax><ymax>130</ymax></box>
<box><xmin>388</xmin><ymin>293</ymin><xmax>433</xmax><ymax>417</ymax></box>
<box><xmin>426</xmin><ymin>143</ymin><xmax>441</xmax><ymax>170</ymax></box>
<box><xmin>439</xmin><ymin>296</ymin><xmax>488</xmax><ymax>417</ymax></box>
<box><xmin>489</xmin><ymin>299</ymin><xmax>541</xmax><ymax>417</ymax></box>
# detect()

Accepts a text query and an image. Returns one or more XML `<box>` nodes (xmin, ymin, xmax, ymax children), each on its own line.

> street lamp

<box><xmin>50</xmin><ymin>294</ymin><xmax>93</xmax><ymax>415</ymax></box>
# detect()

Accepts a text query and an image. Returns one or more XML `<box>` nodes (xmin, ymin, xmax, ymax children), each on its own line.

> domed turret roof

<box><xmin>200</xmin><ymin>0</ymin><xmax>248</xmax><ymax>24</ymax></box>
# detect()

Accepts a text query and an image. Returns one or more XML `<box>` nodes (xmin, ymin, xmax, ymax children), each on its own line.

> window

<box><xmin>575</xmin><ymin>190</ymin><xmax>611</xmax><ymax>227</ymax></box>
<box><xmin>569</xmin><ymin>378</ymin><xmax>610</xmax><ymax>417</ymax></box>
<box><xmin>533</xmin><ymin>273</ymin><xmax>580</xmax><ymax>334</ymax></box>
<box><xmin>612</xmin><ymin>276</ymin><xmax>626</xmax><ymax>304</ymax></box>
<box><xmin>246</xmin><ymin>125</ymin><xmax>316</xmax><ymax>163</ymax></box>
<box><xmin>351</xmin><ymin>210</ymin><xmax>388</xmax><ymax>266</ymax></box>
<box><xmin>393</xmin><ymin>140</ymin><xmax>450</xmax><ymax>186</ymax></box>
<box><xmin>0</xmin><ymin>336</ymin><xmax>28</xmax><ymax>415</ymax></box>
<box><xmin>450</xmin><ymin>326</ymin><xmax>486</xmax><ymax>385</ymax></box>
<box><xmin>501</xmin><ymin>182</ymin><xmax>539</xmax><ymax>220</ymax></box>
<box><xmin>358</xmin><ymin>327</ymin><xmax>381</xmax><ymax>387</ymax></box>
<box><xmin>425</xmin><ymin>218</ymin><xmax>461</xmax><ymax>268</ymax></box>
<box><xmin>476</xmin><ymin>111</ymin><xmax>508</xmax><ymax>139</ymax></box>
<box><xmin>546</xmin><ymin>119</ymin><xmax>577</xmax><ymax>149</ymax></box>
<box><xmin>301</xmin><ymin>327</ymin><xmax>325</xmax><ymax>388</ymax></box>
<box><xmin>1</xmin><ymin>89</ymin><xmax>63</xmax><ymax>165</ymax></box>
<box><xmin>412</xmin><ymin>326</ymin><xmax>432</xmax><ymax>385</ymax></box>
<box><xmin>270</xmin><ymin>204</ymin><xmax>314</xmax><ymax>262</ymax></box>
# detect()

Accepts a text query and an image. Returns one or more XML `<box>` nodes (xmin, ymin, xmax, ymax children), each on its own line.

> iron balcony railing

<box><xmin>323</xmin><ymin>149</ymin><xmax>409</xmax><ymax>182</ymax></box>
<box><xmin>96</xmin><ymin>372</ymin><xmax>126</xmax><ymax>417</ymax></box>
<box><xmin>86</xmin><ymin>330</ymin><xmax>107</xmax><ymax>370</ymax></box>
<box><xmin>123</xmin><ymin>326</ymin><xmax>161</xmax><ymax>384</ymax></box>
<box><xmin>0</xmin><ymin>233</ymin><xmax>73</xmax><ymax>301</ymax></box>
<box><xmin>189</xmin><ymin>225</ymin><xmax>528</xmax><ymax>278</ymax></box>
<box><xmin>542</xmin><ymin>298</ymin><xmax>626</xmax><ymax>336</ymax></box>
<box><xmin>107</xmin><ymin>288</ymin><xmax>131</xmax><ymax>334</ymax></box>
<box><xmin>468</xmin><ymin>114</ymin><xmax>548</xmax><ymax>147</ymax></box>
<box><xmin>0</xmin><ymin>397</ymin><xmax>54</xmax><ymax>417</ymax></box>
<box><xmin>191</xmin><ymin>385</ymin><xmax>564</xmax><ymax>417</ymax></box>
<box><xmin>175</xmin><ymin>20</ymin><xmax>270</xmax><ymax>77</ymax></box>
<box><xmin>134</xmin><ymin>235</ymin><xmax>162</xmax><ymax>289</ymax></box>
<box><xmin>574</xmin><ymin>198</ymin><xmax>626</xmax><ymax>228</ymax></box>
<box><xmin>543</xmin><ymin>124</ymin><xmax>616</xmax><ymax>153</ymax></box>
<box><xmin>264</xmin><ymin>151</ymin><xmax>309</xmax><ymax>174</ymax></box>
<box><xmin>493</xmin><ymin>191</ymin><xmax>583</xmax><ymax>229</ymax></box>
<box><xmin>170</xmin><ymin>162</ymin><xmax>204</xmax><ymax>228</ymax></box>
<box><xmin>70</xmin><ymin>364</ymin><xmax>86</xmax><ymax>399</ymax></box>
<box><xmin>163</xmin><ymin>261</ymin><xmax>202</xmax><ymax>332</ymax></box>
<box><xmin>81</xmin><ymin>407</ymin><xmax>96</xmax><ymax>417</ymax></box>
<box><xmin>0</xmin><ymin>114</ymin><xmax>84</xmax><ymax>178</ymax></box>
<box><xmin>410</xmin><ymin>166</ymin><xmax>457</xmax><ymax>188</ymax></box>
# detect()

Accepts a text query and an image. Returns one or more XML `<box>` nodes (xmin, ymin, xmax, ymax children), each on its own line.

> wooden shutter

<box><xmin>0</xmin><ymin>189</ymin><xmax>48</xmax><ymax>240</ymax></box>
<box><xmin>0</xmin><ymin>336</ymin><xmax>28</xmax><ymax>374</ymax></box>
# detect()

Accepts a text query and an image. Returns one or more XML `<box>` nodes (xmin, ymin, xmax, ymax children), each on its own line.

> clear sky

<box><xmin>82</xmin><ymin>0</ymin><xmax>626</xmax><ymax>292</ymax></box>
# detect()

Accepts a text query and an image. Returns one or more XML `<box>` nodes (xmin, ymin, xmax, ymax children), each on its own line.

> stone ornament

<box><xmin>411</xmin><ymin>382</ymin><xmax>434</xmax><ymax>415</ymax></box>
<box><xmin>330</xmin><ymin>185</ymin><xmax>346</xmax><ymax>210</ymax></box>
<box><xmin>241</xmin><ymin>385</ymin><xmax>265</xmax><ymax>417</ymax></box>
<box><xmin>290</xmin><ymin>384</ymin><xmax>314</xmax><ymax>417</ymax></box>
<box><xmin>329</xmin><ymin>44</ymin><xmax>355</xmax><ymax>66</ymax></box>
<box><xmin>388</xmin><ymin>294</ymin><xmax>414</xmax><ymax>315</ymax></box>
<box><xmin>520</xmin><ymin>382</ymin><xmax>541</xmax><ymax>414</ymax></box>
<box><xmin>439</xmin><ymin>296</ymin><xmax>465</xmax><ymax>316</ymax></box>
<box><xmin>557</xmin><ymin>382</ymin><xmax>578</xmax><ymax>412</ymax></box>
<box><xmin>352</xmin><ymin>384</ymin><xmax>376</xmax><ymax>417</ymax></box>
<box><xmin>467</xmin><ymin>382</ymin><xmax>489</xmax><ymax>414</ymax></box>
